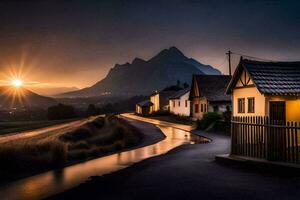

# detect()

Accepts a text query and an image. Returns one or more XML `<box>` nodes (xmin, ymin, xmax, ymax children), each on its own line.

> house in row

<box><xmin>135</xmin><ymin>100</ymin><xmax>154</xmax><ymax>116</ymax></box>
<box><xmin>227</xmin><ymin>58</ymin><xmax>300</xmax><ymax>122</ymax></box>
<box><xmin>136</xmin><ymin>88</ymin><xmax>180</xmax><ymax>115</ymax></box>
<box><xmin>136</xmin><ymin>74</ymin><xmax>232</xmax><ymax>119</ymax></box>
<box><xmin>227</xmin><ymin>57</ymin><xmax>300</xmax><ymax>164</ymax></box>
<box><xmin>169</xmin><ymin>88</ymin><xmax>190</xmax><ymax>116</ymax></box>
<box><xmin>189</xmin><ymin>75</ymin><xmax>232</xmax><ymax>120</ymax></box>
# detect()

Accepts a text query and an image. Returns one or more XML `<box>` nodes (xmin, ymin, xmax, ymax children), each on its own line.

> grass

<box><xmin>0</xmin><ymin>118</ymin><xmax>79</xmax><ymax>135</ymax></box>
<box><xmin>0</xmin><ymin>116</ymin><xmax>142</xmax><ymax>182</ymax></box>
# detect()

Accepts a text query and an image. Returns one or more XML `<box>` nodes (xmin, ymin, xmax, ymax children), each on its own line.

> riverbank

<box><xmin>0</xmin><ymin>116</ymin><xmax>146</xmax><ymax>183</ymax></box>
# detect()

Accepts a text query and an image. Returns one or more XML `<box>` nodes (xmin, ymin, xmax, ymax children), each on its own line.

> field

<box><xmin>0</xmin><ymin>116</ymin><xmax>142</xmax><ymax>182</ymax></box>
<box><xmin>0</xmin><ymin>119</ymin><xmax>78</xmax><ymax>135</ymax></box>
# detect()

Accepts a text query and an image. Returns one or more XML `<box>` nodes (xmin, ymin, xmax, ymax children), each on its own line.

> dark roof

<box><xmin>226</xmin><ymin>58</ymin><xmax>300</xmax><ymax>95</ymax></box>
<box><xmin>169</xmin><ymin>88</ymin><xmax>190</xmax><ymax>99</ymax></box>
<box><xmin>136</xmin><ymin>100</ymin><xmax>153</xmax><ymax>107</ymax></box>
<box><xmin>159</xmin><ymin>90</ymin><xmax>178</xmax><ymax>106</ymax></box>
<box><xmin>190</xmin><ymin>75</ymin><xmax>231</xmax><ymax>102</ymax></box>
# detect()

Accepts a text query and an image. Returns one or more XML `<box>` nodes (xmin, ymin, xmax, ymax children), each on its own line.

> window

<box><xmin>185</xmin><ymin>100</ymin><xmax>188</xmax><ymax>107</ymax></box>
<box><xmin>248</xmin><ymin>97</ymin><xmax>255</xmax><ymax>113</ymax></box>
<box><xmin>204</xmin><ymin>104</ymin><xmax>207</xmax><ymax>112</ymax></box>
<box><xmin>201</xmin><ymin>104</ymin><xmax>203</xmax><ymax>112</ymax></box>
<box><xmin>173</xmin><ymin>101</ymin><xmax>175</xmax><ymax>107</ymax></box>
<box><xmin>195</xmin><ymin>104</ymin><xmax>199</xmax><ymax>113</ymax></box>
<box><xmin>178</xmin><ymin>101</ymin><xmax>180</xmax><ymax>107</ymax></box>
<box><xmin>238</xmin><ymin>98</ymin><xmax>245</xmax><ymax>113</ymax></box>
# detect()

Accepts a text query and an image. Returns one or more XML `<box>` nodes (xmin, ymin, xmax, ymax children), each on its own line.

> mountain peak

<box><xmin>132</xmin><ymin>57</ymin><xmax>145</xmax><ymax>65</ymax></box>
<box><xmin>168</xmin><ymin>46</ymin><xmax>184</xmax><ymax>55</ymax></box>
<box><xmin>150</xmin><ymin>46</ymin><xmax>186</xmax><ymax>62</ymax></box>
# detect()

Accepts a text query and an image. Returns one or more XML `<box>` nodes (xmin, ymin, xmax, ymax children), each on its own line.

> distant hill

<box><xmin>0</xmin><ymin>86</ymin><xmax>57</xmax><ymax>109</ymax></box>
<box><xmin>60</xmin><ymin>47</ymin><xmax>221</xmax><ymax>97</ymax></box>
<box><xmin>28</xmin><ymin>86</ymin><xmax>79</xmax><ymax>97</ymax></box>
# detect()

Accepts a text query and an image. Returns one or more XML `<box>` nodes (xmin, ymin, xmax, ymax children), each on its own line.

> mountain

<box><xmin>60</xmin><ymin>47</ymin><xmax>221</xmax><ymax>97</ymax></box>
<box><xmin>28</xmin><ymin>86</ymin><xmax>79</xmax><ymax>97</ymax></box>
<box><xmin>0</xmin><ymin>86</ymin><xmax>57</xmax><ymax>109</ymax></box>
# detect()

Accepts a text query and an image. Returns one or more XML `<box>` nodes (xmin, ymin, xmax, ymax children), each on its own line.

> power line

<box><xmin>231</xmin><ymin>52</ymin><xmax>275</xmax><ymax>62</ymax></box>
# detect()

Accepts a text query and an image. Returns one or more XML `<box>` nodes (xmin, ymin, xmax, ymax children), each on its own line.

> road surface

<box><xmin>50</xmin><ymin>114</ymin><xmax>300</xmax><ymax>200</ymax></box>
<box><xmin>0</xmin><ymin>116</ymin><xmax>98</xmax><ymax>143</ymax></box>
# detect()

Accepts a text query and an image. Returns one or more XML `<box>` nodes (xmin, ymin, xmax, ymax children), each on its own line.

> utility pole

<box><xmin>226</xmin><ymin>50</ymin><xmax>232</xmax><ymax>76</ymax></box>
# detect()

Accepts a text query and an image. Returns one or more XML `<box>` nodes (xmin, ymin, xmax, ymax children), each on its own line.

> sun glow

<box><xmin>12</xmin><ymin>79</ymin><xmax>23</xmax><ymax>88</ymax></box>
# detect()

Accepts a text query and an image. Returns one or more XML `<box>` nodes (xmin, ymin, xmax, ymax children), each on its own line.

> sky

<box><xmin>0</xmin><ymin>0</ymin><xmax>300</xmax><ymax>93</ymax></box>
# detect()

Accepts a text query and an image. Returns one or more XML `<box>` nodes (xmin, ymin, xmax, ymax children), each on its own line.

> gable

<box><xmin>189</xmin><ymin>76</ymin><xmax>200</xmax><ymax>99</ymax></box>
<box><xmin>235</xmin><ymin>69</ymin><xmax>254</xmax><ymax>88</ymax></box>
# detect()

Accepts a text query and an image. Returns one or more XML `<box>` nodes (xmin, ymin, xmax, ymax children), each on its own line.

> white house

<box><xmin>169</xmin><ymin>88</ymin><xmax>190</xmax><ymax>116</ymax></box>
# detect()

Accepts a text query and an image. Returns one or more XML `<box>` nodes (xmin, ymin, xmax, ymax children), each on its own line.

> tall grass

<box><xmin>0</xmin><ymin>116</ymin><xmax>142</xmax><ymax>182</ymax></box>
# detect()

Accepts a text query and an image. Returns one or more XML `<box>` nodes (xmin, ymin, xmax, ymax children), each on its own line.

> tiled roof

<box><xmin>169</xmin><ymin>88</ymin><xmax>190</xmax><ymax>99</ymax></box>
<box><xmin>227</xmin><ymin>58</ymin><xmax>300</xmax><ymax>95</ymax></box>
<box><xmin>191</xmin><ymin>75</ymin><xmax>231</xmax><ymax>102</ymax></box>
<box><xmin>137</xmin><ymin>100</ymin><xmax>153</xmax><ymax>107</ymax></box>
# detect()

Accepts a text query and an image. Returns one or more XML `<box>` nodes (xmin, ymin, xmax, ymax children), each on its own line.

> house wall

<box><xmin>136</xmin><ymin>105</ymin><xmax>142</xmax><ymax>114</ymax></box>
<box><xmin>266</xmin><ymin>96</ymin><xmax>300</xmax><ymax>122</ymax></box>
<box><xmin>232</xmin><ymin>81</ymin><xmax>300</xmax><ymax>122</ymax></box>
<box><xmin>191</xmin><ymin>97</ymin><xmax>208</xmax><ymax>120</ymax></box>
<box><xmin>150</xmin><ymin>94</ymin><xmax>160</xmax><ymax>112</ymax></box>
<box><xmin>169</xmin><ymin>92</ymin><xmax>190</xmax><ymax>116</ymax></box>
<box><xmin>232</xmin><ymin>87</ymin><xmax>267</xmax><ymax>117</ymax></box>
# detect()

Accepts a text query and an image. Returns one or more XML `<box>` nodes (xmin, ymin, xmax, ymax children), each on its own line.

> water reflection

<box><xmin>0</xmin><ymin>125</ymin><xmax>208</xmax><ymax>200</ymax></box>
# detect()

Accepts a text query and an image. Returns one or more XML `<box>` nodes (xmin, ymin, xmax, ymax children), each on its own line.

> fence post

<box><xmin>230</xmin><ymin>116</ymin><xmax>234</xmax><ymax>155</ymax></box>
<box><xmin>266</xmin><ymin>116</ymin><xmax>270</xmax><ymax>160</ymax></box>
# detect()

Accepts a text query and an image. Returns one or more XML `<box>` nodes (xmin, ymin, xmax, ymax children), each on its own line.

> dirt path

<box><xmin>0</xmin><ymin>116</ymin><xmax>98</xmax><ymax>143</ymax></box>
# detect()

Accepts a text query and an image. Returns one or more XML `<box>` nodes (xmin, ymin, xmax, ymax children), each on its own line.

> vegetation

<box><xmin>0</xmin><ymin>119</ymin><xmax>77</xmax><ymax>135</ymax></box>
<box><xmin>98</xmin><ymin>95</ymin><xmax>147</xmax><ymax>114</ymax></box>
<box><xmin>86</xmin><ymin>104</ymin><xmax>98</xmax><ymax>116</ymax></box>
<box><xmin>47</xmin><ymin>103</ymin><xmax>76</xmax><ymax>120</ymax></box>
<box><xmin>147</xmin><ymin>112</ymin><xmax>193</xmax><ymax>125</ymax></box>
<box><xmin>197</xmin><ymin>112</ymin><xmax>222</xmax><ymax>130</ymax></box>
<box><xmin>162</xmin><ymin>80</ymin><xmax>189</xmax><ymax>92</ymax></box>
<box><xmin>0</xmin><ymin>116</ymin><xmax>142</xmax><ymax>182</ymax></box>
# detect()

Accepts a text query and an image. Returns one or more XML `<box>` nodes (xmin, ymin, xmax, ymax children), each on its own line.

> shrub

<box><xmin>92</xmin><ymin>117</ymin><xmax>105</xmax><ymax>128</ymax></box>
<box><xmin>69</xmin><ymin>141</ymin><xmax>90</xmax><ymax>150</ymax></box>
<box><xmin>60</xmin><ymin>127</ymin><xmax>92</xmax><ymax>142</ymax></box>
<box><xmin>197</xmin><ymin>112</ymin><xmax>222</xmax><ymax>130</ymax></box>
<box><xmin>150</xmin><ymin>110</ymin><xmax>169</xmax><ymax>116</ymax></box>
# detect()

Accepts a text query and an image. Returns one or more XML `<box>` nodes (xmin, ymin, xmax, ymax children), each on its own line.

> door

<box><xmin>269</xmin><ymin>101</ymin><xmax>286</xmax><ymax>161</ymax></box>
<box><xmin>269</xmin><ymin>101</ymin><xmax>286</xmax><ymax>123</ymax></box>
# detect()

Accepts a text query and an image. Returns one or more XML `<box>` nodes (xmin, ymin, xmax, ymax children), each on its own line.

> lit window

<box><xmin>238</xmin><ymin>98</ymin><xmax>245</xmax><ymax>113</ymax></box>
<box><xmin>248</xmin><ymin>97</ymin><xmax>255</xmax><ymax>113</ymax></box>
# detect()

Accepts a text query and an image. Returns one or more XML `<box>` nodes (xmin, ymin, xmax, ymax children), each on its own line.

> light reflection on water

<box><xmin>0</xmin><ymin>125</ymin><xmax>208</xmax><ymax>200</ymax></box>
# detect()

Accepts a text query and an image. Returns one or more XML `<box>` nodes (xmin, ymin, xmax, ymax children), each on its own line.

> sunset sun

<box><xmin>11</xmin><ymin>79</ymin><xmax>23</xmax><ymax>88</ymax></box>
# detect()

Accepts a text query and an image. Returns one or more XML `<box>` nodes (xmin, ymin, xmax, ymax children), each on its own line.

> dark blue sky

<box><xmin>1</xmin><ymin>0</ymin><xmax>300</xmax><ymax>88</ymax></box>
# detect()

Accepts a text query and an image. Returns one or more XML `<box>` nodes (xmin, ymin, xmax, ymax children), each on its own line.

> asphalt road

<box><xmin>49</xmin><ymin>115</ymin><xmax>300</xmax><ymax>200</ymax></box>
<box><xmin>0</xmin><ymin>116</ymin><xmax>98</xmax><ymax>143</ymax></box>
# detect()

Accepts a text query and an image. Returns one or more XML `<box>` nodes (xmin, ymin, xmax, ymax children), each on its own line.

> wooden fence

<box><xmin>231</xmin><ymin>116</ymin><xmax>300</xmax><ymax>164</ymax></box>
